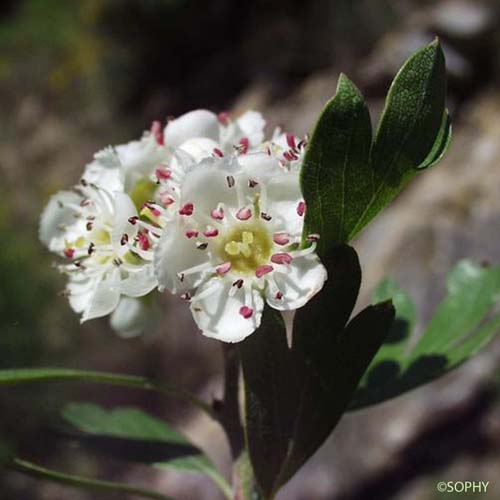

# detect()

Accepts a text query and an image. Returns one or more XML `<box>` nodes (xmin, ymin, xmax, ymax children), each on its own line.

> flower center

<box><xmin>218</xmin><ymin>222</ymin><xmax>272</xmax><ymax>274</ymax></box>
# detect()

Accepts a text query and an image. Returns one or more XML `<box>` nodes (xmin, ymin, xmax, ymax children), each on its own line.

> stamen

<box><xmin>297</xmin><ymin>201</ymin><xmax>306</xmax><ymax>216</ymax></box>
<box><xmin>181</xmin><ymin>292</ymin><xmax>192</xmax><ymax>301</ymax></box>
<box><xmin>210</xmin><ymin>207</ymin><xmax>224</xmax><ymax>220</ymax></box>
<box><xmin>239</xmin><ymin>305</ymin><xmax>253</xmax><ymax>319</ymax></box>
<box><xmin>128</xmin><ymin>216</ymin><xmax>139</xmax><ymax>225</ymax></box>
<box><xmin>275</xmin><ymin>291</ymin><xmax>283</xmax><ymax>300</ymax></box>
<box><xmin>239</xmin><ymin>137</ymin><xmax>249</xmax><ymax>154</ymax></box>
<box><xmin>137</xmin><ymin>233</ymin><xmax>150</xmax><ymax>251</ymax></box>
<box><xmin>233</xmin><ymin>279</ymin><xmax>244</xmax><ymax>288</ymax></box>
<box><xmin>271</xmin><ymin>252</ymin><xmax>293</xmax><ymax>265</ymax></box>
<box><xmin>226</xmin><ymin>176</ymin><xmax>235</xmax><ymax>188</ymax></box>
<box><xmin>213</xmin><ymin>148</ymin><xmax>224</xmax><ymax>158</ymax></box>
<box><xmin>179</xmin><ymin>202</ymin><xmax>194</xmax><ymax>216</ymax></box>
<box><xmin>160</xmin><ymin>192</ymin><xmax>175</xmax><ymax>206</ymax></box>
<box><xmin>88</xmin><ymin>243</ymin><xmax>95</xmax><ymax>255</ymax></box>
<box><xmin>204</xmin><ymin>228</ymin><xmax>219</xmax><ymax>238</ymax></box>
<box><xmin>218</xmin><ymin>111</ymin><xmax>230</xmax><ymax>125</ymax></box>
<box><xmin>63</xmin><ymin>248</ymin><xmax>75</xmax><ymax>259</ymax></box>
<box><xmin>306</xmin><ymin>233</ymin><xmax>320</xmax><ymax>242</ymax></box>
<box><xmin>248</xmin><ymin>179</ymin><xmax>259</xmax><ymax>188</ymax></box>
<box><xmin>273</xmin><ymin>232</ymin><xmax>290</xmax><ymax>245</ymax></box>
<box><xmin>120</xmin><ymin>234</ymin><xmax>129</xmax><ymax>245</ymax></box>
<box><xmin>86</xmin><ymin>221</ymin><xmax>93</xmax><ymax>231</ymax></box>
<box><xmin>196</xmin><ymin>242</ymin><xmax>208</xmax><ymax>250</ymax></box>
<box><xmin>255</xmin><ymin>265</ymin><xmax>273</xmax><ymax>278</ymax></box>
<box><xmin>185</xmin><ymin>229</ymin><xmax>199</xmax><ymax>239</ymax></box>
<box><xmin>236</xmin><ymin>207</ymin><xmax>252</xmax><ymax>221</ymax></box>
<box><xmin>286</xmin><ymin>133</ymin><xmax>296</xmax><ymax>149</ymax></box>
<box><xmin>150</xmin><ymin>120</ymin><xmax>164</xmax><ymax>145</ymax></box>
<box><xmin>155</xmin><ymin>167</ymin><xmax>172</xmax><ymax>180</ymax></box>
<box><xmin>216</xmin><ymin>262</ymin><xmax>232</xmax><ymax>275</ymax></box>
<box><xmin>260</xmin><ymin>212</ymin><xmax>272</xmax><ymax>221</ymax></box>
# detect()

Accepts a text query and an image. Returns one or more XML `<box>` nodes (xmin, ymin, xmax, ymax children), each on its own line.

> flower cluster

<box><xmin>40</xmin><ymin>110</ymin><xmax>327</xmax><ymax>341</ymax></box>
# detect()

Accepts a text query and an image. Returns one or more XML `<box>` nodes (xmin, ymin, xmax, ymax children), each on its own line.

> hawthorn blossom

<box><xmin>154</xmin><ymin>150</ymin><xmax>327</xmax><ymax>342</ymax></box>
<box><xmin>39</xmin><ymin>152</ymin><xmax>159</xmax><ymax>322</ymax></box>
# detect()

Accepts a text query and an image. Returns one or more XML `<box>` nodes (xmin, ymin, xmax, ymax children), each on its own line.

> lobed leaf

<box><xmin>61</xmin><ymin>403</ymin><xmax>232</xmax><ymax>498</ymax></box>
<box><xmin>350</xmin><ymin>261</ymin><xmax>500</xmax><ymax>410</ymax></box>
<box><xmin>301</xmin><ymin>40</ymin><xmax>449</xmax><ymax>252</ymax></box>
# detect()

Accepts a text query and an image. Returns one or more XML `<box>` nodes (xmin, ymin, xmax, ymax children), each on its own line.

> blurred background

<box><xmin>1</xmin><ymin>0</ymin><xmax>500</xmax><ymax>498</ymax></box>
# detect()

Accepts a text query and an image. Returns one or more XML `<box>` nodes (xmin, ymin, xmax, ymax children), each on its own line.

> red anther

<box><xmin>137</xmin><ymin>233</ymin><xmax>150</xmax><ymax>251</ymax></box>
<box><xmin>239</xmin><ymin>306</ymin><xmax>253</xmax><ymax>319</ymax></box>
<box><xmin>210</xmin><ymin>207</ymin><xmax>224</xmax><ymax>220</ymax></box>
<box><xmin>306</xmin><ymin>233</ymin><xmax>320</xmax><ymax>242</ymax></box>
<box><xmin>255</xmin><ymin>264</ymin><xmax>274</xmax><ymax>278</ymax></box>
<box><xmin>155</xmin><ymin>167</ymin><xmax>171</xmax><ymax>180</ymax></box>
<box><xmin>204</xmin><ymin>228</ymin><xmax>219</xmax><ymax>238</ymax></box>
<box><xmin>283</xmin><ymin>150</ymin><xmax>298</xmax><ymax>162</ymax></box>
<box><xmin>180</xmin><ymin>292</ymin><xmax>192</xmax><ymax>301</ymax></box>
<box><xmin>213</xmin><ymin>148</ymin><xmax>224</xmax><ymax>158</ymax></box>
<box><xmin>216</xmin><ymin>262</ymin><xmax>232</xmax><ymax>275</ymax></box>
<box><xmin>239</xmin><ymin>137</ymin><xmax>249</xmax><ymax>154</ymax></box>
<box><xmin>128</xmin><ymin>216</ymin><xmax>139</xmax><ymax>225</ymax></box>
<box><xmin>273</xmin><ymin>232</ymin><xmax>290</xmax><ymax>246</ymax></box>
<box><xmin>63</xmin><ymin>248</ymin><xmax>75</xmax><ymax>259</ymax></box>
<box><xmin>286</xmin><ymin>133</ymin><xmax>296</xmax><ymax>149</ymax></box>
<box><xmin>150</xmin><ymin>120</ymin><xmax>164</xmax><ymax>145</ymax></box>
<box><xmin>236</xmin><ymin>207</ymin><xmax>252</xmax><ymax>221</ymax></box>
<box><xmin>159</xmin><ymin>192</ymin><xmax>175</xmax><ymax>206</ymax></box>
<box><xmin>185</xmin><ymin>229</ymin><xmax>199</xmax><ymax>239</ymax></box>
<box><xmin>217</xmin><ymin>111</ymin><xmax>230</xmax><ymax>125</ymax></box>
<box><xmin>297</xmin><ymin>201</ymin><xmax>306</xmax><ymax>217</ymax></box>
<box><xmin>271</xmin><ymin>252</ymin><xmax>293</xmax><ymax>265</ymax></box>
<box><xmin>120</xmin><ymin>234</ymin><xmax>129</xmax><ymax>246</ymax></box>
<box><xmin>275</xmin><ymin>291</ymin><xmax>283</xmax><ymax>300</ymax></box>
<box><xmin>179</xmin><ymin>202</ymin><xmax>194</xmax><ymax>216</ymax></box>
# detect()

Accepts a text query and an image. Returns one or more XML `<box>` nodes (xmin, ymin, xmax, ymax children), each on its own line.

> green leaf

<box><xmin>281</xmin><ymin>300</ymin><xmax>394</xmax><ymax>484</ymax></box>
<box><xmin>349</xmin><ymin>39</ymin><xmax>447</xmax><ymax>239</ymax></box>
<box><xmin>238</xmin><ymin>307</ymin><xmax>299</xmax><ymax>497</ymax></box>
<box><xmin>301</xmin><ymin>74</ymin><xmax>372</xmax><ymax>254</ymax></box>
<box><xmin>0</xmin><ymin>367</ymin><xmax>215</xmax><ymax>417</ymax></box>
<box><xmin>61</xmin><ymin>403</ymin><xmax>232</xmax><ymax>498</ymax></box>
<box><xmin>301</xmin><ymin>41</ymin><xmax>449</xmax><ymax>254</ymax></box>
<box><xmin>9</xmin><ymin>458</ymin><xmax>172</xmax><ymax>500</ymax></box>
<box><xmin>350</xmin><ymin>260</ymin><xmax>500</xmax><ymax>410</ymax></box>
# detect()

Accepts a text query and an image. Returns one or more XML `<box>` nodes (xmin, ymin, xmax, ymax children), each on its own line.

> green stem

<box><xmin>9</xmin><ymin>457</ymin><xmax>172</xmax><ymax>500</ymax></box>
<box><xmin>0</xmin><ymin>368</ymin><xmax>216</xmax><ymax>419</ymax></box>
<box><xmin>234</xmin><ymin>452</ymin><xmax>267</xmax><ymax>500</ymax></box>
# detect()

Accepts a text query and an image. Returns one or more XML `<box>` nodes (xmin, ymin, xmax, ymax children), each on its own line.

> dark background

<box><xmin>1</xmin><ymin>1</ymin><xmax>499</xmax><ymax>498</ymax></box>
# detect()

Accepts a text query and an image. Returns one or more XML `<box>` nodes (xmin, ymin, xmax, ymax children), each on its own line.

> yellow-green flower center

<box><xmin>218</xmin><ymin>222</ymin><xmax>272</xmax><ymax>274</ymax></box>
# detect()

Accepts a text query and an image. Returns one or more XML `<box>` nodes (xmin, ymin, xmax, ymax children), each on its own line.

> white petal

<box><xmin>110</xmin><ymin>192</ymin><xmax>138</xmax><ymax>256</ymax></box>
<box><xmin>266</xmin><ymin>170</ymin><xmax>304</xmax><ymax>236</ymax></box>
<box><xmin>179</xmin><ymin>137</ymin><xmax>220</xmax><ymax>161</ymax></box>
<box><xmin>110</xmin><ymin>296</ymin><xmax>159</xmax><ymax>338</ymax></box>
<box><xmin>191</xmin><ymin>280</ymin><xmax>264</xmax><ymax>342</ymax></box>
<box><xmin>236</xmin><ymin>110</ymin><xmax>266</xmax><ymax>146</ymax></box>
<box><xmin>179</xmin><ymin>156</ymin><xmax>239</xmax><ymax>214</ymax></box>
<box><xmin>67</xmin><ymin>275</ymin><xmax>96</xmax><ymax>314</ymax></box>
<box><xmin>39</xmin><ymin>190</ymin><xmax>83</xmax><ymax>252</ymax></box>
<box><xmin>120</xmin><ymin>265</ymin><xmax>157</xmax><ymax>297</ymax></box>
<box><xmin>154</xmin><ymin>222</ymin><xmax>211</xmax><ymax>294</ymax></box>
<box><xmin>83</xmin><ymin>147</ymin><xmax>125</xmax><ymax>192</ymax></box>
<box><xmin>237</xmin><ymin>152</ymin><xmax>283</xmax><ymax>180</ymax></box>
<box><xmin>267</xmin><ymin>254</ymin><xmax>327</xmax><ymax>310</ymax></box>
<box><xmin>81</xmin><ymin>269</ymin><xmax>122</xmax><ymax>322</ymax></box>
<box><xmin>115</xmin><ymin>135</ymin><xmax>166</xmax><ymax>189</ymax></box>
<box><xmin>164</xmin><ymin>110</ymin><xmax>219</xmax><ymax>147</ymax></box>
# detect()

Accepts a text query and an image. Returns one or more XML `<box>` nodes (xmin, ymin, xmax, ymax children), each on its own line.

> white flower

<box><xmin>154</xmin><ymin>150</ymin><xmax>327</xmax><ymax>343</ymax></box>
<box><xmin>163</xmin><ymin>109</ymin><xmax>266</xmax><ymax>160</ymax></box>
<box><xmin>39</xmin><ymin>151</ymin><xmax>159</xmax><ymax>322</ymax></box>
